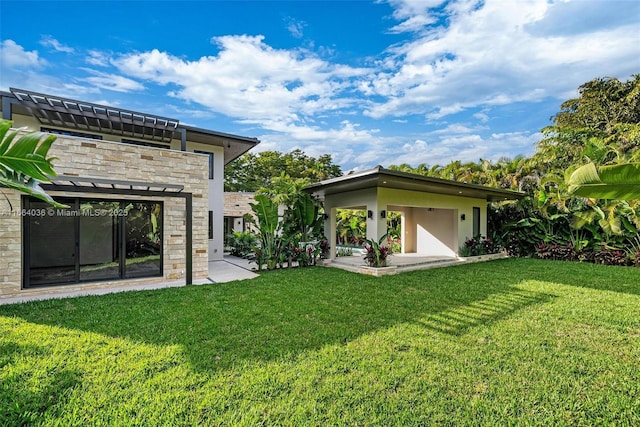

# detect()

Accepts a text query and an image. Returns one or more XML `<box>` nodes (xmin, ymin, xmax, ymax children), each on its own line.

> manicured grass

<box><xmin>1</xmin><ymin>258</ymin><xmax>639</xmax><ymax>425</ymax></box>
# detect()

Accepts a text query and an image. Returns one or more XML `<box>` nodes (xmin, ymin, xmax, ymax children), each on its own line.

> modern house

<box><xmin>305</xmin><ymin>166</ymin><xmax>525</xmax><ymax>260</ymax></box>
<box><xmin>0</xmin><ymin>88</ymin><xmax>259</xmax><ymax>299</ymax></box>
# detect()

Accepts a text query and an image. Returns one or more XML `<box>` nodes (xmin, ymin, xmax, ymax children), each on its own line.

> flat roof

<box><xmin>304</xmin><ymin>166</ymin><xmax>526</xmax><ymax>202</ymax></box>
<box><xmin>2</xmin><ymin>88</ymin><xmax>259</xmax><ymax>164</ymax></box>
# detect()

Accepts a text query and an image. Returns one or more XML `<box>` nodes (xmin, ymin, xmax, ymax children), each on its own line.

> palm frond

<box><xmin>0</xmin><ymin>119</ymin><xmax>68</xmax><ymax>208</ymax></box>
<box><xmin>567</xmin><ymin>162</ymin><xmax>640</xmax><ymax>200</ymax></box>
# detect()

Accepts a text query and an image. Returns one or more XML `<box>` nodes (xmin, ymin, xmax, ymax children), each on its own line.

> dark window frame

<box><xmin>208</xmin><ymin>211</ymin><xmax>214</xmax><ymax>240</ymax></box>
<box><xmin>121</xmin><ymin>138</ymin><xmax>171</xmax><ymax>149</ymax></box>
<box><xmin>472</xmin><ymin>206</ymin><xmax>481</xmax><ymax>237</ymax></box>
<box><xmin>41</xmin><ymin>127</ymin><xmax>103</xmax><ymax>140</ymax></box>
<box><xmin>22</xmin><ymin>196</ymin><xmax>163</xmax><ymax>288</ymax></box>
<box><xmin>195</xmin><ymin>150</ymin><xmax>214</xmax><ymax>179</ymax></box>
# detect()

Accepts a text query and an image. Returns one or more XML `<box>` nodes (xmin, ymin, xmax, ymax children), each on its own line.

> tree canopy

<box><xmin>387</xmin><ymin>75</ymin><xmax>640</xmax><ymax>262</ymax></box>
<box><xmin>224</xmin><ymin>149</ymin><xmax>342</xmax><ymax>192</ymax></box>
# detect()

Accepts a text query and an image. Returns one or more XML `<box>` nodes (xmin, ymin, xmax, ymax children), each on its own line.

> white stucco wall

<box><xmin>321</xmin><ymin>186</ymin><xmax>487</xmax><ymax>259</ymax></box>
<box><xmin>184</xmin><ymin>142</ymin><xmax>225</xmax><ymax>262</ymax></box>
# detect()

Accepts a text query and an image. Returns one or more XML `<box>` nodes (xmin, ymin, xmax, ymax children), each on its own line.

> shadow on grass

<box><xmin>0</xmin><ymin>260</ymin><xmax>564</xmax><ymax>374</ymax></box>
<box><xmin>0</xmin><ymin>342</ymin><xmax>80</xmax><ymax>424</ymax></box>
<box><xmin>417</xmin><ymin>288</ymin><xmax>553</xmax><ymax>336</ymax></box>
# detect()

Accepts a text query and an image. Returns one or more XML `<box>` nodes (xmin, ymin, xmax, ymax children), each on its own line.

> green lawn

<box><xmin>1</xmin><ymin>259</ymin><xmax>639</xmax><ymax>426</ymax></box>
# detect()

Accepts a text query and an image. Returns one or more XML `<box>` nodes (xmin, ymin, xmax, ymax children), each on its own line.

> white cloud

<box><xmin>80</xmin><ymin>69</ymin><xmax>144</xmax><ymax>92</ymax></box>
<box><xmin>385</xmin><ymin>0</ymin><xmax>447</xmax><ymax>33</ymax></box>
<box><xmin>0</xmin><ymin>40</ymin><xmax>46</xmax><ymax>68</ymax></box>
<box><xmin>86</xmin><ymin>50</ymin><xmax>110</xmax><ymax>66</ymax></box>
<box><xmin>473</xmin><ymin>111</ymin><xmax>490</xmax><ymax>123</ymax></box>
<box><xmin>113</xmin><ymin>35</ymin><xmax>369</xmax><ymax>129</ymax></box>
<box><xmin>432</xmin><ymin>124</ymin><xmax>477</xmax><ymax>134</ymax></box>
<box><xmin>40</xmin><ymin>36</ymin><xmax>74</xmax><ymax>53</ymax></box>
<box><xmin>365</xmin><ymin>0</ymin><xmax>640</xmax><ymax>119</ymax></box>
<box><xmin>383</xmin><ymin>130</ymin><xmax>540</xmax><ymax>168</ymax></box>
<box><xmin>285</xmin><ymin>17</ymin><xmax>307</xmax><ymax>39</ymax></box>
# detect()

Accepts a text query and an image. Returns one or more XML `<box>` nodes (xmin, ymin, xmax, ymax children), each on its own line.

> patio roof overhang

<box><xmin>49</xmin><ymin>175</ymin><xmax>185</xmax><ymax>193</ymax></box>
<box><xmin>10</xmin><ymin>88</ymin><xmax>179</xmax><ymax>143</ymax></box>
<box><xmin>41</xmin><ymin>175</ymin><xmax>193</xmax><ymax>285</ymax></box>
<box><xmin>4</xmin><ymin>88</ymin><xmax>260</xmax><ymax>164</ymax></box>
<box><xmin>182</xmin><ymin>125</ymin><xmax>260</xmax><ymax>165</ymax></box>
<box><xmin>304</xmin><ymin>166</ymin><xmax>526</xmax><ymax>203</ymax></box>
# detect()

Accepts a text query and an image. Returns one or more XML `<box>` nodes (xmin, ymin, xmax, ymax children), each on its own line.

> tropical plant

<box><xmin>226</xmin><ymin>231</ymin><xmax>258</xmax><ymax>258</ymax></box>
<box><xmin>568</xmin><ymin>162</ymin><xmax>640</xmax><ymax>200</ymax></box>
<box><xmin>336</xmin><ymin>209</ymin><xmax>367</xmax><ymax>245</ymax></box>
<box><xmin>336</xmin><ymin>246</ymin><xmax>354</xmax><ymax>257</ymax></box>
<box><xmin>363</xmin><ymin>234</ymin><xmax>391</xmax><ymax>267</ymax></box>
<box><xmin>460</xmin><ymin>235</ymin><xmax>502</xmax><ymax>257</ymax></box>
<box><xmin>0</xmin><ymin>119</ymin><xmax>66</xmax><ymax>208</ymax></box>
<box><xmin>248</xmin><ymin>194</ymin><xmax>281</xmax><ymax>270</ymax></box>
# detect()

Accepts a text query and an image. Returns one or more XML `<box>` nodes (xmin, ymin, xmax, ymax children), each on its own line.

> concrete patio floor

<box><xmin>326</xmin><ymin>252</ymin><xmax>508</xmax><ymax>276</ymax></box>
<box><xmin>207</xmin><ymin>255</ymin><xmax>259</xmax><ymax>283</ymax></box>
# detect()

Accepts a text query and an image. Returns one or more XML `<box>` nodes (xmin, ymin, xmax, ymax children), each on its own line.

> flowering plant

<box><xmin>363</xmin><ymin>234</ymin><xmax>391</xmax><ymax>267</ymax></box>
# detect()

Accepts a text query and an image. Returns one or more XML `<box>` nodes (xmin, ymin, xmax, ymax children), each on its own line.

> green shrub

<box><xmin>226</xmin><ymin>231</ymin><xmax>257</xmax><ymax>258</ymax></box>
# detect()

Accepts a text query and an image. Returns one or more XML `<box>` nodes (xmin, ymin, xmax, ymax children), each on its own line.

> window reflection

<box><xmin>125</xmin><ymin>202</ymin><xmax>162</xmax><ymax>278</ymax></box>
<box><xmin>24</xmin><ymin>198</ymin><xmax>163</xmax><ymax>287</ymax></box>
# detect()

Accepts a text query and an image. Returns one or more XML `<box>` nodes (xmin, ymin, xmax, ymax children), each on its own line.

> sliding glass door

<box><xmin>27</xmin><ymin>198</ymin><xmax>77</xmax><ymax>286</ymax></box>
<box><xmin>23</xmin><ymin>197</ymin><xmax>162</xmax><ymax>287</ymax></box>
<box><xmin>79</xmin><ymin>200</ymin><xmax>121</xmax><ymax>282</ymax></box>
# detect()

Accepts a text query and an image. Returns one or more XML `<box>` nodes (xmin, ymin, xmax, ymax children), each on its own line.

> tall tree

<box><xmin>533</xmin><ymin>75</ymin><xmax>640</xmax><ymax>172</ymax></box>
<box><xmin>225</xmin><ymin>149</ymin><xmax>342</xmax><ymax>192</ymax></box>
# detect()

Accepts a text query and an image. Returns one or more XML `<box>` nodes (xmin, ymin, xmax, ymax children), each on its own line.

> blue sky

<box><xmin>1</xmin><ymin>0</ymin><xmax>639</xmax><ymax>172</ymax></box>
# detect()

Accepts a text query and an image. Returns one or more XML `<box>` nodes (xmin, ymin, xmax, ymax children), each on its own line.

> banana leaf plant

<box><xmin>0</xmin><ymin>119</ymin><xmax>67</xmax><ymax>208</ymax></box>
<box><xmin>568</xmin><ymin>162</ymin><xmax>640</xmax><ymax>200</ymax></box>
<box><xmin>249</xmin><ymin>194</ymin><xmax>281</xmax><ymax>270</ymax></box>
<box><xmin>293</xmin><ymin>192</ymin><xmax>323</xmax><ymax>243</ymax></box>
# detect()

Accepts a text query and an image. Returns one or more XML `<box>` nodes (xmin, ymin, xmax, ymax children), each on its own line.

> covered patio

<box><xmin>305</xmin><ymin>166</ymin><xmax>525</xmax><ymax>262</ymax></box>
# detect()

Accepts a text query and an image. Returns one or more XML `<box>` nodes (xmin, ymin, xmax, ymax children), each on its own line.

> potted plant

<box><xmin>363</xmin><ymin>234</ymin><xmax>391</xmax><ymax>267</ymax></box>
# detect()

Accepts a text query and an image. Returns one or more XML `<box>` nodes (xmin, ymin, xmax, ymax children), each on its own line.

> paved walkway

<box><xmin>0</xmin><ymin>254</ymin><xmax>506</xmax><ymax>305</ymax></box>
<box><xmin>207</xmin><ymin>256</ymin><xmax>259</xmax><ymax>283</ymax></box>
<box><xmin>327</xmin><ymin>252</ymin><xmax>508</xmax><ymax>275</ymax></box>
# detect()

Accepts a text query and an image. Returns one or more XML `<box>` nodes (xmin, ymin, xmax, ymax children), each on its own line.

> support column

<box><xmin>327</xmin><ymin>206</ymin><xmax>337</xmax><ymax>260</ymax></box>
<box><xmin>366</xmin><ymin>201</ymin><xmax>387</xmax><ymax>245</ymax></box>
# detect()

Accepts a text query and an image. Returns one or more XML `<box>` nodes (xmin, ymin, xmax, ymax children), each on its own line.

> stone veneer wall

<box><xmin>223</xmin><ymin>192</ymin><xmax>256</xmax><ymax>218</ymax></box>
<box><xmin>0</xmin><ymin>131</ymin><xmax>209</xmax><ymax>298</ymax></box>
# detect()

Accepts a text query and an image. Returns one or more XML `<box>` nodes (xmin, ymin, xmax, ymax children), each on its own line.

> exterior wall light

<box><xmin>380</xmin><ymin>210</ymin><xmax>386</xmax><ymax>218</ymax></box>
<box><xmin>460</xmin><ymin>214</ymin><xmax>466</xmax><ymax>221</ymax></box>
<box><xmin>367</xmin><ymin>210</ymin><xmax>373</xmax><ymax>219</ymax></box>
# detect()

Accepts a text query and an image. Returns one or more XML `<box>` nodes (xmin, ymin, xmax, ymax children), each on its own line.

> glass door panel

<box><xmin>124</xmin><ymin>202</ymin><xmax>162</xmax><ymax>278</ymax></box>
<box><xmin>79</xmin><ymin>201</ymin><xmax>121</xmax><ymax>281</ymax></box>
<box><xmin>27</xmin><ymin>199</ymin><xmax>76</xmax><ymax>286</ymax></box>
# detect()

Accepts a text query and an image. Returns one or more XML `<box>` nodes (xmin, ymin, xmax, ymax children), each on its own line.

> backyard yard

<box><xmin>1</xmin><ymin>258</ymin><xmax>639</xmax><ymax>425</ymax></box>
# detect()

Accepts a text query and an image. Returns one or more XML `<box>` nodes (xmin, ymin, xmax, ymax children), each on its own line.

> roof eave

<box><xmin>304</xmin><ymin>166</ymin><xmax>526</xmax><ymax>202</ymax></box>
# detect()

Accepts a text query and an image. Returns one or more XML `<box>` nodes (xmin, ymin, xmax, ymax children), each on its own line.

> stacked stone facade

<box><xmin>0</xmin><ymin>131</ymin><xmax>209</xmax><ymax>299</ymax></box>
<box><xmin>223</xmin><ymin>192</ymin><xmax>256</xmax><ymax>218</ymax></box>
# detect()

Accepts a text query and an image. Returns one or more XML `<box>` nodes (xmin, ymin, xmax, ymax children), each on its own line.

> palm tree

<box><xmin>0</xmin><ymin>119</ymin><xmax>66</xmax><ymax>208</ymax></box>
